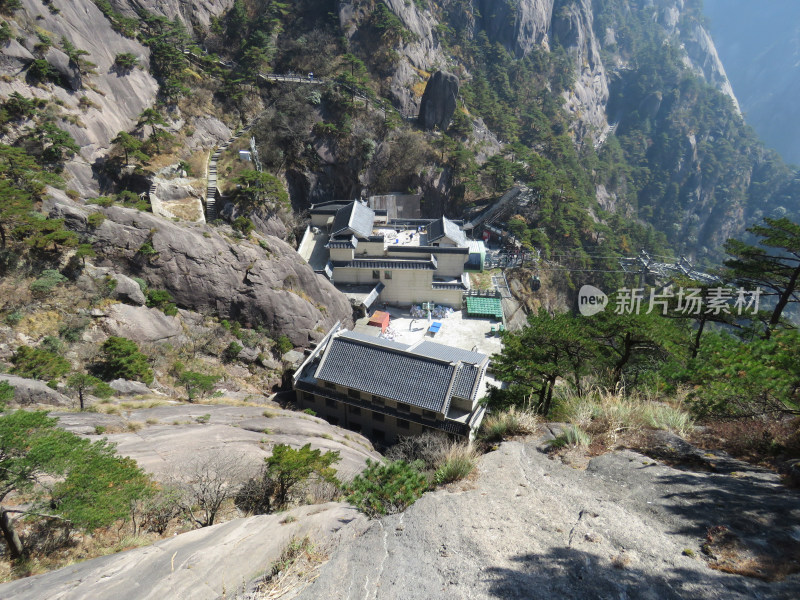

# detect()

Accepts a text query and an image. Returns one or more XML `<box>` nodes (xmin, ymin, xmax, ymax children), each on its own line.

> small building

<box><xmin>303</xmin><ymin>201</ymin><xmax>476</xmax><ymax>308</ymax></box>
<box><xmin>293</xmin><ymin>324</ymin><xmax>489</xmax><ymax>444</ymax></box>
<box><xmin>367</xmin><ymin>310</ymin><xmax>390</xmax><ymax>332</ymax></box>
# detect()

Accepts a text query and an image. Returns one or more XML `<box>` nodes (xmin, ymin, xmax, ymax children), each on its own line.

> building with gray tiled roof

<box><xmin>293</xmin><ymin>325</ymin><xmax>489</xmax><ymax>444</ymax></box>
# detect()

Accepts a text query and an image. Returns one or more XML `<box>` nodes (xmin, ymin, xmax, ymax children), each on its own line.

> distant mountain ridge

<box><xmin>704</xmin><ymin>0</ymin><xmax>800</xmax><ymax>166</ymax></box>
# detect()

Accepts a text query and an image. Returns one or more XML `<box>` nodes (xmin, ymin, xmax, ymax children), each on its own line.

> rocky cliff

<box><xmin>294</xmin><ymin>434</ymin><xmax>800</xmax><ymax>599</ymax></box>
<box><xmin>353</xmin><ymin>0</ymin><xmax>736</xmax><ymax>148</ymax></box>
<box><xmin>0</xmin><ymin>0</ymin><xmax>159</xmax><ymax>195</ymax></box>
<box><xmin>51</xmin><ymin>200</ymin><xmax>353</xmax><ymax>346</ymax></box>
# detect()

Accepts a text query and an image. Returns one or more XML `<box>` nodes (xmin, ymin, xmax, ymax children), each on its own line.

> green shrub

<box><xmin>40</xmin><ymin>335</ymin><xmax>63</xmax><ymax>355</ymax></box>
<box><xmin>346</xmin><ymin>460</ymin><xmax>427</xmax><ymax>517</ymax></box>
<box><xmin>59</xmin><ymin>318</ymin><xmax>89</xmax><ymax>342</ymax></box>
<box><xmin>87</xmin><ymin>196</ymin><xmax>114</xmax><ymax>207</ymax></box>
<box><xmin>131</xmin><ymin>277</ymin><xmax>147</xmax><ymax>293</ymax></box>
<box><xmin>275</xmin><ymin>335</ymin><xmax>293</xmax><ymax>355</ymax></box>
<box><xmin>145</xmin><ymin>288</ymin><xmax>177</xmax><ymax>316</ymax></box>
<box><xmin>549</xmin><ymin>425</ymin><xmax>591</xmax><ymax>449</ymax></box>
<box><xmin>97</xmin><ymin>336</ymin><xmax>153</xmax><ymax>384</ymax></box>
<box><xmin>0</xmin><ymin>379</ymin><xmax>14</xmax><ymax>406</ymax></box>
<box><xmin>10</xmin><ymin>346</ymin><xmax>70</xmax><ymax>380</ymax></box>
<box><xmin>0</xmin><ymin>21</ymin><xmax>12</xmax><ymax>44</ymax></box>
<box><xmin>137</xmin><ymin>240</ymin><xmax>157</xmax><ymax>256</ymax></box>
<box><xmin>479</xmin><ymin>407</ymin><xmax>538</xmax><ymax>443</ymax></box>
<box><xmin>302</xmin><ymin>408</ymin><xmax>316</xmax><ymax>416</ymax></box>
<box><xmin>433</xmin><ymin>444</ymin><xmax>478</xmax><ymax>485</ymax></box>
<box><xmin>223</xmin><ymin>341</ymin><xmax>242</xmax><ymax>362</ymax></box>
<box><xmin>87</xmin><ymin>212</ymin><xmax>105</xmax><ymax>229</ymax></box>
<box><xmin>232</xmin><ymin>216</ymin><xmax>254</xmax><ymax>235</ymax></box>
<box><xmin>4</xmin><ymin>310</ymin><xmax>23</xmax><ymax>326</ymax></box>
<box><xmin>27</xmin><ymin>59</ymin><xmax>58</xmax><ymax>84</ymax></box>
<box><xmin>30</xmin><ymin>269</ymin><xmax>67</xmax><ymax>295</ymax></box>
<box><xmin>178</xmin><ymin>371</ymin><xmax>220</xmax><ymax>400</ymax></box>
<box><xmin>113</xmin><ymin>52</ymin><xmax>139</xmax><ymax>71</ymax></box>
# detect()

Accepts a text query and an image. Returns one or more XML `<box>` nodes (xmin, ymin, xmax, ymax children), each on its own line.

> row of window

<box><xmin>304</xmin><ymin>392</ymin><xmax>439</xmax><ymax>427</ymax></box>
<box><xmin>371</xmin><ymin>270</ymin><xmax>392</xmax><ymax>280</ymax></box>
<box><xmin>323</xmin><ymin>386</ymin><xmax>437</xmax><ymax>419</ymax></box>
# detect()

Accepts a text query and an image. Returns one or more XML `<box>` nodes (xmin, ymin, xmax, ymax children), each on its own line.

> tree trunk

<box><xmin>766</xmin><ymin>263</ymin><xmax>800</xmax><ymax>338</ymax></box>
<box><xmin>541</xmin><ymin>376</ymin><xmax>557</xmax><ymax>416</ymax></box>
<box><xmin>0</xmin><ymin>507</ymin><xmax>25</xmax><ymax>560</ymax></box>
<box><xmin>613</xmin><ymin>333</ymin><xmax>633</xmax><ymax>386</ymax></box>
<box><xmin>691</xmin><ymin>317</ymin><xmax>707</xmax><ymax>359</ymax></box>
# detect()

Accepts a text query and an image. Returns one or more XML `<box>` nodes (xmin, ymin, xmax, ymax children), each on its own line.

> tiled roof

<box><xmin>409</xmin><ymin>340</ymin><xmax>487</xmax><ymax>365</ymax></box>
<box><xmin>315</xmin><ymin>335</ymin><xmax>456</xmax><ymax>412</ymax></box>
<box><xmin>452</xmin><ymin>363</ymin><xmax>482</xmax><ymax>399</ymax></box>
<box><xmin>331</xmin><ymin>202</ymin><xmax>375</xmax><ymax>238</ymax></box>
<box><xmin>327</xmin><ymin>235</ymin><xmax>358</xmax><ymax>249</ymax></box>
<box><xmin>388</xmin><ymin>245</ymin><xmax>469</xmax><ymax>255</ymax></box>
<box><xmin>427</xmin><ymin>216</ymin><xmax>468</xmax><ymax>247</ymax></box>
<box><xmin>332</xmin><ymin>258</ymin><xmax>437</xmax><ymax>270</ymax></box>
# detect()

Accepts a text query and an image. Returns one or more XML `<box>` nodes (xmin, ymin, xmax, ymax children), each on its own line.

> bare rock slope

<box><xmin>52</xmin><ymin>201</ymin><xmax>353</xmax><ymax>346</ymax></box>
<box><xmin>0</xmin><ymin>502</ymin><xmax>365</xmax><ymax>600</ymax></box>
<box><xmin>295</xmin><ymin>436</ymin><xmax>800</xmax><ymax>599</ymax></box>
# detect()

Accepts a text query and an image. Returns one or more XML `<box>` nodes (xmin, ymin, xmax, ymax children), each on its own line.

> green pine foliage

<box><xmin>29</xmin><ymin>269</ymin><xmax>67</xmax><ymax>295</ymax></box>
<box><xmin>97</xmin><ymin>337</ymin><xmax>154</xmax><ymax>384</ymax></box>
<box><xmin>145</xmin><ymin>288</ymin><xmax>178</xmax><ymax>316</ymax></box>
<box><xmin>10</xmin><ymin>346</ymin><xmax>71</xmax><ymax>381</ymax></box>
<box><xmin>0</xmin><ymin>409</ymin><xmax>152</xmax><ymax>557</ymax></box>
<box><xmin>177</xmin><ymin>370</ymin><xmax>220</xmax><ymax>400</ymax></box>
<box><xmin>0</xmin><ymin>379</ymin><xmax>14</xmax><ymax>406</ymax></box>
<box><xmin>346</xmin><ymin>459</ymin><xmax>427</xmax><ymax>517</ymax></box>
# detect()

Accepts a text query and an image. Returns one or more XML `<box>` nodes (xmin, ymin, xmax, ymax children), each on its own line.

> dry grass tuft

<box><xmin>552</xmin><ymin>386</ymin><xmax>693</xmax><ymax>451</ymax></box>
<box><xmin>480</xmin><ymin>407</ymin><xmax>539</xmax><ymax>443</ymax></box>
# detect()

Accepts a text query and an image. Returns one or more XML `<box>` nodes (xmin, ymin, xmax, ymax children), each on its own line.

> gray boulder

<box><xmin>52</xmin><ymin>202</ymin><xmax>353</xmax><ymax>347</ymax></box>
<box><xmin>111</xmin><ymin>272</ymin><xmax>146</xmax><ymax>306</ymax></box>
<box><xmin>0</xmin><ymin>375</ymin><xmax>72</xmax><ymax>407</ymax></box>
<box><xmin>44</xmin><ymin>47</ymin><xmax>81</xmax><ymax>91</ymax></box>
<box><xmin>417</xmin><ymin>71</ymin><xmax>459</xmax><ymax>131</ymax></box>
<box><xmin>108</xmin><ymin>379</ymin><xmax>151</xmax><ymax>396</ymax></box>
<box><xmin>101</xmin><ymin>303</ymin><xmax>183</xmax><ymax>344</ymax></box>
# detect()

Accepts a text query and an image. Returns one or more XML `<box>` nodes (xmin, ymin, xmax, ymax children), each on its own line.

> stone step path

<box><xmin>205</xmin><ymin>127</ymin><xmax>255</xmax><ymax>220</ymax></box>
<box><xmin>147</xmin><ymin>182</ymin><xmax>179</xmax><ymax>220</ymax></box>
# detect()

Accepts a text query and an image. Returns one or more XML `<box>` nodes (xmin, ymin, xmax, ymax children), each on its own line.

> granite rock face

<box><xmin>295</xmin><ymin>436</ymin><xmax>800</xmax><ymax>599</ymax></box>
<box><xmin>477</xmin><ymin>0</ymin><xmax>554</xmax><ymax>57</ymax></box>
<box><xmin>53</xmin><ymin>202</ymin><xmax>353</xmax><ymax>346</ymax></box>
<box><xmin>0</xmin><ymin>375</ymin><xmax>72</xmax><ymax>407</ymax></box>
<box><xmin>0</xmin><ymin>0</ymin><xmax>160</xmax><ymax>196</ymax></box>
<box><xmin>417</xmin><ymin>71</ymin><xmax>459</xmax><ymax>132</ymax></box>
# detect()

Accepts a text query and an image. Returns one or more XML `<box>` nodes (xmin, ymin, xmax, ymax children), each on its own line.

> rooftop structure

<box><xmin>293</xmin><ymin>324</ymin><xmax>489</xmax><ymax>443</ymax></box>
<box><xmin>301</xmin><ymin>201</ymin><xmax>483</xmax><ymax>311</ymax></box>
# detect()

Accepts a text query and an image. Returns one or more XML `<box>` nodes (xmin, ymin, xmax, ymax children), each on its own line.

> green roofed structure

<box><xmin>465</xmin><ymin>296</ymin><xmax>503</xmax><ymax>320</ymax></box>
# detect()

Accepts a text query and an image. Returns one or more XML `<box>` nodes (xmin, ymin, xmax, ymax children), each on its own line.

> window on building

<box><xmin>325</xmin><ymin>398</ymin><xmax>336</xmax><ymax>408</ymax></box>
<box><xmin>350</xmin><ymin>405</ymin><xmax>361</xmax><ymax>415</ymax></box>
<box><xmin>423</xmin><ymin>409</ymin><xmax>437</xmax><ymax>420</ymax></box>
<box><xmin>373</xmin><ymin>412</ymin><xmax>384</xmax><ymax>422</ymax></box>
<box><xmin>373</xmin><ymin>429</ymin><xmax>385</xmax><ymax>442</ymax></box>
<box><xmin>303</xmin><ymin>392</ymin><xmax>315</xmax><ymax>402</ymax></box>
<box><xmin>397</xmin><ymin>419</ymin><xmax>410</xmax><ymax>429</ymax></box>
<box><xmin>372</xmin><ymin>395</ymin><xmax>384</xmax><ymax>405</ymax></box>
<box><xmin>348</xmin><ymin>388</ymin><xmax>361</xmax><ymax>400</ymax></box>
<box><xmin>384</xmin><ymin>271</ymin><xmax>392</xmax><ymax>280</ymax></box>
<box><xmin>397</xmin><ymin>403</ymin><xmax>410</xmax><ymax>413</ymax></box>
<box><xmin>324</xmin><ymin>381</ymin><xmax>336</xmax><ymax>390</ymax></box>
<box><xmin>372</xmin><ymin>270</ymin><xmax>379</xmax><ymax>280</ymax></box>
